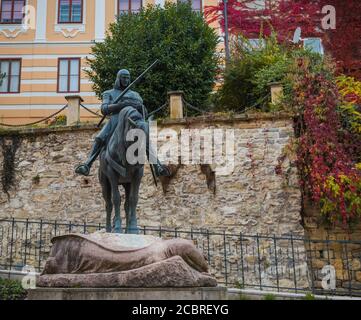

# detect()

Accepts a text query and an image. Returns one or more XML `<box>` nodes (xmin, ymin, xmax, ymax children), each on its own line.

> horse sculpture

<box><xmin>99</xmin><ymin>106</ymin><xmax>146</xmax><ymax>234</ymax></box>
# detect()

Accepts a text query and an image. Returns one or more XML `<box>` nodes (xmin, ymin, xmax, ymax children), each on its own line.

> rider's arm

<box><xmin>107</xmin><ymin>98</ymin><xmax>143</xmax><ymax>114</ymax></box>
<box><xmin>100</xmin><ymin>92</ymin><xmax>112</xmax><ymax>116</ymax></box>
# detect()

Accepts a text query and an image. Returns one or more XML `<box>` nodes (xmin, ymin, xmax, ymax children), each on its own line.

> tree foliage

<box><xmin>87</xmin><ymin>3</ymin><xmax>219</xmax><ymax>114</ymax></box>
<box><xmin>0</xmin><ymin>72</ymin><xmax>5</xmax><ymax>86</ymax></box>
<box><xmin>205</xmin><ymin>0</ymin><xmax>321</xmax><ymax>41</ymax></box>
<box><xmin>322</xmin><ymin>1</ymin><xmax>361</xmax><ymax>79</ymax></box>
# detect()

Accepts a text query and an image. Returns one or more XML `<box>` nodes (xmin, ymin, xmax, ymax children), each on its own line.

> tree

<box><xmin>205</xmin><ymin>0</ymin><xmax>322</xmax><ymax>41</ymax></box>
<box><xmin>0</xmin><ymin>72</ymin><xmax>4</xmax><ymax>87</ymax></box>
<box><xmin>321</xmin><ymin>0</ymin><xmax>361</xmax><ymax>79</ymax></box>
<box><xmin>87</xmin><ymin>3</ymin><xmax>219</xmax><ymax>114</ymax></box>
<box><xmin>205</xmin><ymin>0</ymin><xmax>361</xmax><ymax>79</ymax></box>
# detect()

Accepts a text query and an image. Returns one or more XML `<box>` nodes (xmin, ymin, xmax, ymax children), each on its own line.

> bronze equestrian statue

<box><xmin>75</xmin><ymin>68</ymin><xmax>170</xmax><ymax>234</ymax></box>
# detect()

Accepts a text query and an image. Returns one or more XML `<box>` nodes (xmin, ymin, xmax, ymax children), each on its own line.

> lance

<box><xmin>97</xmin><ymin>59</ymin><xmax>160</xmax><ymax>128</ymax></box>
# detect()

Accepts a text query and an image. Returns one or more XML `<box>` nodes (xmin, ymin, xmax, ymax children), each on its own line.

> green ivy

<box><xmin>0</xmin><ymin>135</ymin><xmax>21</xmax><ymax>199</ymax></box>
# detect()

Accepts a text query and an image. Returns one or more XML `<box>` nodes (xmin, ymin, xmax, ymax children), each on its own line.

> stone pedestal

<box><xmin>27</xmin><ymin>286</ymin><xmax>228</xmax><ymax>300</ymax></box>
<box><xmin>37</xmin><ymin>232</ymin><xmax>218</xmax><ymax>291</ymax></box>
<box><xmin>269</xmin><ymin>82</ymin><xmax>284</xmax><ymax>104</ymax></box>
<box><xmin>168</xmin><ymin>91</ymin><xmax>184</xmax><ymax>119</ymax></box>
<box><xmin>65</xmin><ymin>95</ymin><xmax>83</xmax><ymax>126</ymax></box>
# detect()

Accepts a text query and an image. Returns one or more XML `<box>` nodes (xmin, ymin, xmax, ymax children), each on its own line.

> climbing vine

<box><xmin>288</xmin><ymin>59</ymin><xmax>361</xmax><ymax>225</ymax></box>
<box><xmin>0</xmin><ymin>135</ymin><xmax>21</xmax><ymax>199</ymax></box>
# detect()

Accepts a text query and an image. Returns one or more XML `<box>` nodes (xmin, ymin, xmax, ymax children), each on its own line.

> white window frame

<box><xmin>54</xmin><ymin>0</ymin><xmax>86</xmax><ymax>35</ymax></box>
<box><xmin>303</xmin><ymin>37</ymin><xmax>324</xmax><ymax>55</ymax></box>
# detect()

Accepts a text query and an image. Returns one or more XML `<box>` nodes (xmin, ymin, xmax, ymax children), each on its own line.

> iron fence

<box><xmin>1</xmin><ymin>218</ymin><xmax>361</xmax><ymax>296</ymax></box>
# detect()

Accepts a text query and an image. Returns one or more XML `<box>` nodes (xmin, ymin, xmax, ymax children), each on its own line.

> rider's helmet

<box><xmin>114</xmin><ymin>69</ymin><xmax>131</xmax><ymax>90</ymax></box>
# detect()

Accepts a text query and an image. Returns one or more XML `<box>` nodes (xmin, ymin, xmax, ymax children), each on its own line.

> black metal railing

<box><xmin>1</xmin><ymin>218</ymin><xmax>361</xmax><ymax>296</ymax></box>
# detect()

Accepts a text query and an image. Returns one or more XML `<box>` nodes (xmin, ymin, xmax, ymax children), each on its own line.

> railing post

<box><xmin>65</xmin><ymin>95</ymin><xmax>83</xmax><ymax>126</ymax></box>
<box><xmin>223</xmin><ymin>230</ymin><xmax>228</xmax><ymax>286</ymax></box>
<box><xmin>9</xmin><ymin>218</ymin><xmax>15</xmax><ymax>270</ymax></box>
<box><xmin>38</xmin><ymin>219</ymin><xmax>43</xmax><ymax>272</ymax></box>
<box><xmin>168</xmin><ymin>91</ymin><xmax>184</xmax><ymax>119</ymax></box>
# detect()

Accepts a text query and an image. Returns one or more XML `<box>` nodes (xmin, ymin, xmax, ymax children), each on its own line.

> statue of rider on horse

<box><xmin>75</xmin><ymin>66</ymin><xmax>170</xmax><ymax>234</ymax></box>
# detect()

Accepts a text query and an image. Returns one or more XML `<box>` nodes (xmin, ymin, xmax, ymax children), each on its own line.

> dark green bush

<box><xmin>0</xmin><ymin>278</ymin><xmax>27</xmax><ymax>300</ymax></box>
<box><xmin>87</xmin><ymin>3</ymin><xmax>219</xmax><ymax>116</ymax></box>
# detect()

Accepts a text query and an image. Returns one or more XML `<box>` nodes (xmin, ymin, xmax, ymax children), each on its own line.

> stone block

<box><xmin>350</xmin><ymin>259</ymin><xmax>361</xmax><ymax>271</ymax></box>
<box><xmin>27</xmin><ymin>286</ymin><xmax>228</xmax><ymax>300</ymax></box>
<box><xmin>355</xmin><ymin>272</ymin><xmax>361</xmax><ymax>282</ymax></box>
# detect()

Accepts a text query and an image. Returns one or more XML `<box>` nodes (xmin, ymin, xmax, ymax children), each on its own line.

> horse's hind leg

<box><xmin>128</xmin><ymin>177</ymin><xmax>141</xmax><ymax>234</ymax></box>
<box><xmin>123</xmin><ymin>183</ymin><xmax>131</xmax><ymax>233</ymax></box>
<box><xmin>100</xmin><ymin>174</ymin><xmax>112</xmax><ymax>233</ymax></box>
<box><xmin>110</xmin><ymin>175</ymin><xmax>122</xmax><ymax>233</ymax></box>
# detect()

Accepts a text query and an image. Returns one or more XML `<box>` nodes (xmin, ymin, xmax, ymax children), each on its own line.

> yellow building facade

<box><xmin>0</xmin><ymin>0</ymin><xmax>220</xmax><ymax>125</ymax></box>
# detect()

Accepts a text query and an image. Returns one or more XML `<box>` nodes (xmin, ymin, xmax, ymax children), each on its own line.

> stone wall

<box><xmin>0</xmin><ymin>113</ymin><xmax>303</xmax><ymax>236</ymax></box>
<box><xmin>304</xmin><ymin>210</ymin><xmax>361</xmax><ymax>294</ymax></box>
<box><xmin>0</xmin><ymin>114</ymin><xmax>302</xmax><ymax>235</ymax></box>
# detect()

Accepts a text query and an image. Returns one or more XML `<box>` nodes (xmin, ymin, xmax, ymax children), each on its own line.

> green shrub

<box><xmin>213</xmin><ymin>33</ymin><xmax>326</xmax><ymax>112</ymax></box>
<box><xmin>87</xmin><ymin>3</ymin><xmax>219</xmax><ymax>116</ymax></box>
<box><xmin>0</xmin><ymin>278</ymin><xmax>27</xmax><ymax>300</ymax></box>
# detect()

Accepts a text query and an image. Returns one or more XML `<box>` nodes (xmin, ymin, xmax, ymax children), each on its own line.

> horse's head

<box><xmin>114</xmin><ymin>106</ymin><xmax>147</xmax><ymax>169</ymax></box>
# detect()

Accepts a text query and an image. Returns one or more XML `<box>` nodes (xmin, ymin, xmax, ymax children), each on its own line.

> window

<box><xmin>58</xmin><ymin>0</ymin><xmax>83</xmax><ymax>23</ymax></box>
<box><xmin>57</xmin><ymin>58</ymin><xmax>80</xmax><ymax>93</ymax></box>
<box><xmin>178</xmin><ymin>0</ymin><xmax>202</xmax><ymax>12</ymax></box>
<box><xmin>0</xmin><ymin>0</ymin><xmax>25</xmax><ymax>24</ymax></box>
<box><xmin>248</xmin><ymin>38</ymin><xmax>265</xmax><ymax>50</ymax></box>
<box><xmin>246</xmin><ymin>0</ymin><xmax>266</xmax><ymax>10</ymax></box>
<box><xmin>304</xmin><ymin>38</ymin><xmax>324</xmax><ymax>55</ymax></box>
<box><xmin>0</xmin><ymin>59</ymin><xmax>21</xmax><ymax>93</ymax></box>
<box><xmin>237</xmin><ymin>38</ymin><xmax>265</xmax><ymax>51</ymax></box>
<box><xmin>118</xmin><ymin>0</ymin><xmax>142</xmax><ymax>14</ymax></box>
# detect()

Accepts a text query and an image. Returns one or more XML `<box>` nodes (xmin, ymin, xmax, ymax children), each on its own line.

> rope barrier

<box><xmin>182</xmin><ymin>98</ymin><xmax>207</xmax><ymax>115</ymax></box>
<box><xmin>0</xmin><ymin>105</ymin><xmax>68</xmax><ymax>128</ymax></box>
<box><xmin>0</xmin><ymin>95</ymin><xmax>266</xmax><ymax>129</ymax></box>
<box><xmin>80</xmin><ymin>104</ymin><xmax>103</xmax><ymax>118</ymax></box>
<box><xmin>147</xmin><ymin>102</ymin><xmax>169</xmax><ymax>118</ymax></box>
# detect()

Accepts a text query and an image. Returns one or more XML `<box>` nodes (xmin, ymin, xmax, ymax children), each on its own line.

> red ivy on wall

<box><xmin>293</xmin><ymin>69</ymin><xmax>361</xmax><ymax>224</ymax></box>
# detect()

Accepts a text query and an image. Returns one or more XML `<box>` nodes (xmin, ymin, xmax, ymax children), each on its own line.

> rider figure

<box><xmin>75</xmin><ymin>69</ymin><xmax>170</xmax><ymax>177</ymax></box>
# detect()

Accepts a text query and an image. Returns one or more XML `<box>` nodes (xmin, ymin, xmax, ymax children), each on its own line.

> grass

<box><xmin>264</xmin><ymin>293</ymin><xmax>277</xmax><ymax>300</ymax></box>
<box><xmin>303</xmin><ymin>293</ymin><xmax>316</xmax><ymax>300</ymax></box>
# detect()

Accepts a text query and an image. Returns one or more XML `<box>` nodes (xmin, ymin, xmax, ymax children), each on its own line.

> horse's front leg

<box><xmin>99</xmin><ymin>169</ymin><xmax>112</xmax><ymax>233</ymax></box>
<box><xmin>110</xmin><ymin>176</ymin><xmax>122</xmax><ymax>233</ymax></box>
